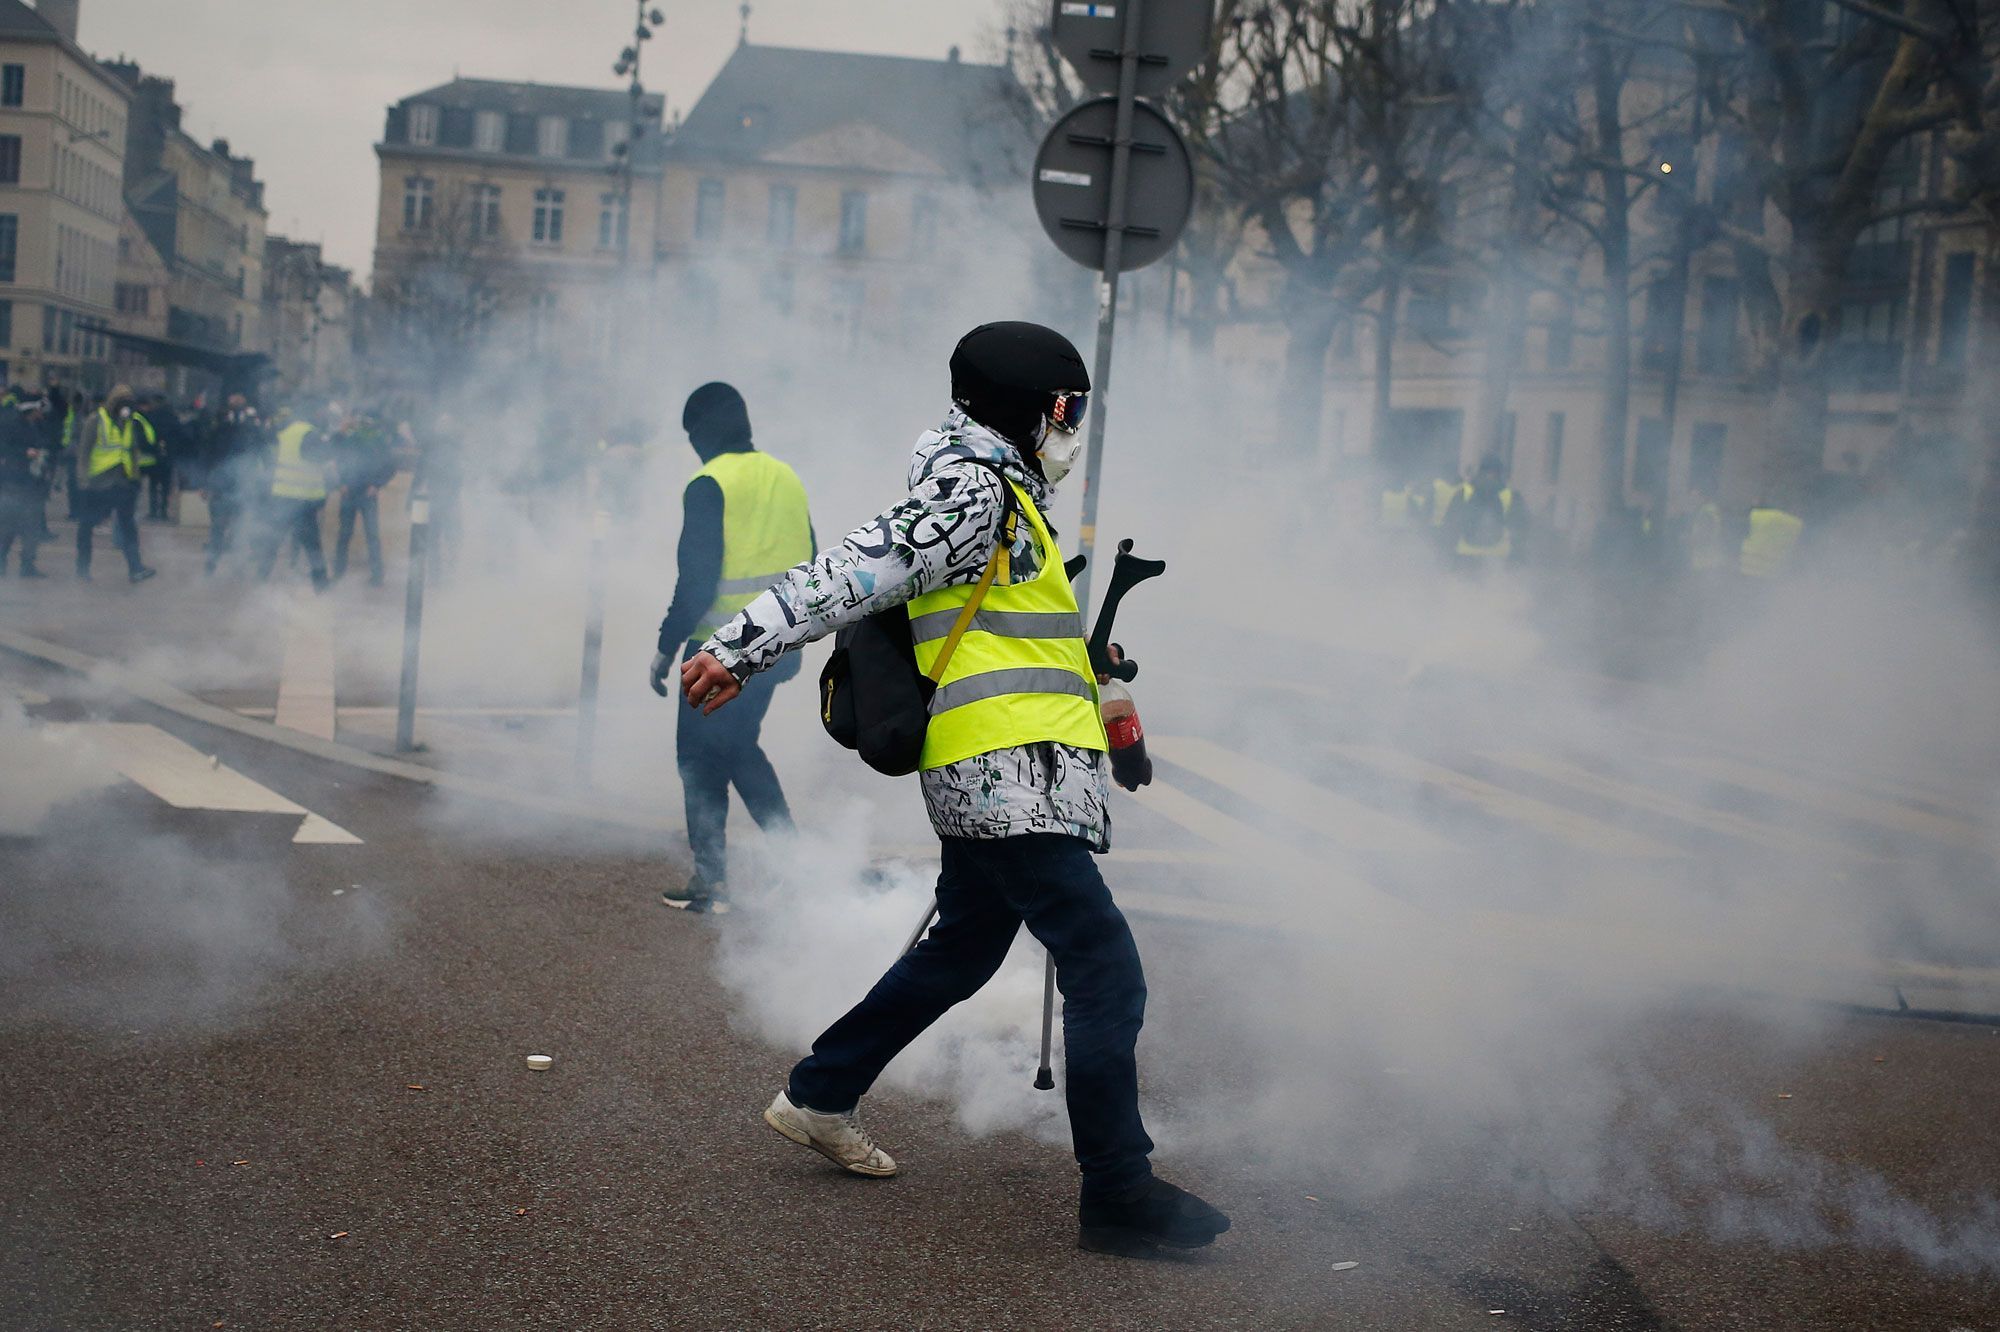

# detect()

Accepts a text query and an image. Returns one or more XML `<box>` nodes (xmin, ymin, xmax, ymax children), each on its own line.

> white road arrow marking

<box><xmin>49</xmin><ymin>722</ymin><xmax>362</xmax><ymax>845</ymax></box>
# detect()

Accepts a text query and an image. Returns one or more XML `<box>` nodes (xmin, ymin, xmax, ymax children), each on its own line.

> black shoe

<box><xmin>1078</xmin><ymin>1178</ymin><xmax>1230</xmax><ymax>1258</ymax></box>
<box><xmin>129</xmin><ymin>566</ymin><xmax>157</xmax><ymax>584</ymax></box>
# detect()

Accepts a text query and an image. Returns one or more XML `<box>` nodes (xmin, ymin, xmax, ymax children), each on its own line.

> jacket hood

<box><xmin>907</xmin><ymin>407</ymin><xmax>1048</xmax><ymax>505</ymax></box>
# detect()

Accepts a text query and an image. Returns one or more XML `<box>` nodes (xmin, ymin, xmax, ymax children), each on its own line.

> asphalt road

<box><xmin>4</xmin><ymin>654</ymin><xmax>2000</xmax><ymax>1331</ymax></box>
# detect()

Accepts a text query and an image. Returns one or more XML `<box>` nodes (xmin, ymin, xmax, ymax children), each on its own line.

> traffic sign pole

<box><xmin>1070</xmin><ymin>0</ymin><xmax>1145</xmax><ymax>617</ymax></box>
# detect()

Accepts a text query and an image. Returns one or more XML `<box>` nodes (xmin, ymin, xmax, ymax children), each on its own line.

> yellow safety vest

<box><xmin>1431</xmin><ymin>478</ymin><xmax>1461</xmax><ymax>526</ymax></box>
<box><xmin>908</xmin><ymin>477</ymin><xmax>1107</xmax><ymax>771</ymax></box>
<box><xmin>1456</xmin><ymin>487</ymin><xmax>1515</xmax><ymax>559</ymax></box>
<box><xmin>271</xmin><ymin>421</ymin><xmax>328</xmax><ymax>500</ymax></box>
<box><xmin>1739</xmin><ymin>507</ymin><xmax>1802</xmax><ymax>578</ymax></box>
<box><xmin>692</xmin><ymin>450</ymin><xmax>814</xmax><ymax>640</ymax></box>
<box><xmin>86</xmin><ymin>408</ymin><xmax>154</xmax><ymax>481</ymax></box>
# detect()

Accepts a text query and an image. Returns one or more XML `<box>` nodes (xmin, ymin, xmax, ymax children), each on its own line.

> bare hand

<box><xmin>680</xmin><ymin>651</ymin><xmax>742</xmax><ymax>715</ymax></box>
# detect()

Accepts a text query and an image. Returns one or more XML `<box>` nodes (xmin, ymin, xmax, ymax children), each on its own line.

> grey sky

<box><xmin>75</xmin><ymin>0</ymin><xmax>998</xmax><ymax>283</ymax></box>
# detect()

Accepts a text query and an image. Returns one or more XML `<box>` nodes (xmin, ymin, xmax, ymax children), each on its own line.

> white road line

<box><xmin>1650</xmin><ymin>752</ymin><xmax>1988</xmax><ymax>850</ymax></box>
<box><xmin>49</xmin><ymin>722</ymin><xmax>362</xmax><ymax>845</ymax></box>
<box><xmin>275</xmin><ymin>600</ymin><xmax>337</xmax><ymax>740</ymax></box>
<box><xmin>1480</xmin><ymin>749</ymin><xmax>1863</xmax><ymax>861</ymax></box>
<box><xmin>1324</xmin><ymin>743</ymin><xmax>1681</xmax><ymax>860</ymax></box>
<box><xmin>1155</xmin><ymin>734</ymin><xmax>1454</xmax><ymax>858</ymax></box>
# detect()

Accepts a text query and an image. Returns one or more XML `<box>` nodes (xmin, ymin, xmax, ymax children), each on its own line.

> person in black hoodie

<box><xmin>0</xmin><ymin>394</ymin><xmax>49</xmax><ymax>577</ymax></box>
<box><xmin>331</xmin><ymin>408</ymin><xmax>396</xmax><ymax>585</ymax></box>
<box><xmin>646</xmin><ymin>382</ymin><xmax>813</xmax><ymax>914</ymax></box>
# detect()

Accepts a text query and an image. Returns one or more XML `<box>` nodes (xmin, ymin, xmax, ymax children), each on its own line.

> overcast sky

<box><xmin>75</xmin><ymin>0</ymin><xmax>998</xmax><ymax>283</ymax></box>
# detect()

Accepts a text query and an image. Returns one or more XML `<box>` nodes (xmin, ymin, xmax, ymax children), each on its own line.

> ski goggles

<box><xmin>1048</xmin><ymin>390</ymin><xmax>1089</xmax><ymax>434</ymax></box>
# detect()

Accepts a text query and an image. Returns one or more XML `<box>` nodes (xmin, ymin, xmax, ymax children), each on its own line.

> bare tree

<box><xmin>370</xmin><ymin>182</ymin><xmax>522</xmax><ymax>390</ymax></box>
<box><xmin>1694</xmin><ymin>0</ymin><xmax>1987</xmax><ymax>503</ymax></box>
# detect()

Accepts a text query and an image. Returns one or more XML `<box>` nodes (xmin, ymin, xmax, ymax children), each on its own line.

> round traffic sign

<box><xmin>1031</xmin><ymin>96</ymin><xmax>1193</xmax><ymax>273</ymax></box>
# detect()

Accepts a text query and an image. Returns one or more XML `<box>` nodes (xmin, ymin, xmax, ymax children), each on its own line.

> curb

<box><xmin>0</xmin><ymin>627</ymin><xmax>681</xmax><ymax>837</ymax></box>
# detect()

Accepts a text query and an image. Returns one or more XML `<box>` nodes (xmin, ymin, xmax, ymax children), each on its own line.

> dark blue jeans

<box><xmin>675</xmin><ymin>653</ymin><xmax>793</xmax><ymax>887</ymax></box>
<box><xmin>789</xmin><ymin>832</ymin><xmax>1155</xmax><ymax>1202</ymax></box>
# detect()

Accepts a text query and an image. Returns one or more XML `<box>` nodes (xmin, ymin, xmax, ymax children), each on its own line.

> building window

<box><xmin>474</xmin><ymin>109</ymin><xmax>505</xmax><ymax>153</ymax></box>
<box><xmin>695</xmin><ymin>178</ymin><xmax>725</xmax><ymax>240</ymax></box>
<box><xmin>115</xmin><ymin>283</ymin><xmax>150</xmax><ymax>315</ymax></box>
<box><xmin>1</xmin><ymin>65</ymin><xmax>22</xmax><ymax>108</ymax></box>
<box><xmin>402</xmin><ymin>176</ymin><xmax>434</xmax><ymax>231</ymax></box>
<box><xmin>910</xmin><ymin>195</ymin><xmax>937</xmax><ymax>255</ymax></box>
<box><xmin>58</xmin><ymin>309</ymin><xmax>74</xmax><ymax>356</ymax></box>
<box><xmin>1938</xmin><ymin>252</ymin><xmax>1976</xmax><ymax>368</ymax></box>
<box><xmin>597</xmin><ymin>192</ymin><xmax>628</xmax><ymax>249</ymax></box>
<box><xmin>41</xmin><ymin>304</ymin><xmax>54</xmax><ymax>352</ymax></box>
<box><xmin>1690</xmin><ymin>423</ymin><xmax>1726</xmax><ymax>498</ymax></box>
<box><xmin>0</xmin><ymin>300</ymin><xmax>11</xmax><ymax>347</ymax></box>
<box><xmin>408</xmin><ymin>102</ymin><xmax>439</xmax><ymax>146</ymax></box>
<box><xmin>532</xmin><ymin>187</ymin><xmax>565</xmax><ymax>244</ymax></box>
<box><xmin>838</xmin><ymin>190</ymin><xmax>868</xmax><ymax>254</ymax></box>
<box><xmin>0</xmin><ymin>214</ymin><xmax>15</xmax><ymax>283</ymax></box>
<box><xmin>1545</xmin><ymin>412</ymin><xmax>1564</xmax><ymax>483</ymax></box>
<box><xmin>1696</xmin><ymin>277</ymin><xmax>1740</xmax><ymax>375</ymax></box>
<box><xmin>470</xmin><ymin>183</ymin><xmax>502</xmax><ymax>240</ymax></box>
<box><xmin>537</xmin><ymin>116</ymin><xmax>567</xmax><ymax>158</ymax></box>
<box><xmin>766</xmin><ymin>184</ymin><xmax>795</xmax><ymax>248</ymax></box>
<box><xmin>0</xmin><ymin>136</ymin><xmax>20</xmax><ymax>185</ymax></box>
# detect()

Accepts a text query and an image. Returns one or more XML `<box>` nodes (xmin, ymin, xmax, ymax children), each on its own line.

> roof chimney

<box><xmin>947</xmin><ymin>45</ymin><xmax>961</xmax><ymax>64</ymax></box>
<box><xmin>36</xmin><ymin>0</ymin><xmax>81</xmax><ymax>42</ymax></box>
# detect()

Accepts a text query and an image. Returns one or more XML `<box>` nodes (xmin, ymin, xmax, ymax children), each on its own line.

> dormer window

<box><xmin>474</xmin><ymin>109</ymin><xmax>504</xmax><ymax>153</ymax></box>
<box><xmin>537</xmin><ymin>115</ymin><xmax>567</xmax><ymax>158</ymax></box>
<box><xmin>408</xmin><ymin>103</ymin><xmax>438</xmax><ymax>146</ymax></box>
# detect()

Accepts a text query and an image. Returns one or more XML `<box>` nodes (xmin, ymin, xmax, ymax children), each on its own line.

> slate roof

<box><xmin>398</xmin><ymin>78</ymin><xmax>663</xmax><ymax>125</ymax></box>
<box><xmin>0</xmin><ymin>0</ymin><xmax>59</xmax><ymax>41</ymax></box>
<box><xmin>664</xmin><ymin>43</ymin><xmax>1028</xmax><ymax>181</ymax></box>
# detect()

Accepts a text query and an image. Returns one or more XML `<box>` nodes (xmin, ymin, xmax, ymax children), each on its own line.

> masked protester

<box><xmin>648</xmin><ymin>382</ymin><xmax>813</xmax><ymax>914</ymax></box>
<box><xmin>675</xmin><ymin>322</ymin><xmax>1230</xmax><ymax>1259</ymax></box>
<box><xmin>0</xmin><ymin>394</ymin><xmax>50</xmax><ymax>577</ymax></box>
<box><xmin>73</xmin><ymin>384</ymin><xmax>158</xmax><ymax>584</ymax></box>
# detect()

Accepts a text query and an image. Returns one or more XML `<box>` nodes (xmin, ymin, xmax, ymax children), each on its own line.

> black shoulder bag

<box><xmin>819</xmin><ymin>465</ymin><xmax>1018</xmax><ymax>776</ymax></box>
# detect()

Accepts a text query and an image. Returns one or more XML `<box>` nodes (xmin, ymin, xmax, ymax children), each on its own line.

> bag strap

<box><xmin>924</xmin><ymin>464</ymin><xmax>1020</xmax><ymax>684</ymax></box>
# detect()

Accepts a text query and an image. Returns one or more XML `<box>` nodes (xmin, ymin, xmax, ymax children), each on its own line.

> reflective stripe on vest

<box><xmin>908</xmin><ymin>477</ymin><xmax>1106</xmax><ymax>771</ymax></box>
<box><xmin>271</xmin><ymin>422</ymin><xmax>327</xmax><ymax>500</ymax></box>
<box><xmin>1456</xmin><ymin>488</ymin><xmax>1514</xmax><ymax>558</ymax></box>
<box><xmin>691</xmin><ymin>450</ymin><xmax>814</xmax><ymax>641</ymax></box>
<box><xmin>86</xmin><ymin>409</ymin><xmax>142</xmax><ymax>480</ymax></box>
<box><xmin>1739</xmin><ymin>507</ymin><xmax>1802</xmax><ymax>578</ymax></box>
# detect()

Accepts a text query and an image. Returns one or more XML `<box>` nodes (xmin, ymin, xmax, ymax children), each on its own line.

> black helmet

<box><xmin>949</xmin><ymin>322</ymin><xmax>1089</xmax><ymax>449</ymax></box>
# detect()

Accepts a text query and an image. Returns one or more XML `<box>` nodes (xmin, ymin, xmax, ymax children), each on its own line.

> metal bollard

<box><xmin>395</xmin><ymin>493</ymin><xmax>429</xmax><ymax>753</ymax></box>
<box><xmin>575</xmin><ymin>506</ymin><xmax>610</xmax><ymax>780</ymax></box>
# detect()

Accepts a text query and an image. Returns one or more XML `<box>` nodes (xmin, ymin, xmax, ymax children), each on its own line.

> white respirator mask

<box><xmin>1036</xmin><ymin>390</ymin><xmax>1089</xmax><ymax>485</ymax></box>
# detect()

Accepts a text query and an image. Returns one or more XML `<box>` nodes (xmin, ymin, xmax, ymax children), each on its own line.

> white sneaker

<box><xmin>763</xmin><ymin>1090</ymin><xmax>898</xmax><ymax>1178</ymax></box>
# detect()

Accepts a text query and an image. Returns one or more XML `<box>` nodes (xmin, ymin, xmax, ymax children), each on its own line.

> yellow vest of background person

<box><xmin>1739</xmin><ymin>506</ymin><xmax>1803</xmax><ymax>578</ymax></box>
<box><xmin>1431</xmin><ymin>477</ymin><xmax>1462</xmax><ymax>526</ymax></box>
<box><xmin>908</xmin><ymin>477</ymin><xmax>1107</xmax><ymax>771</ymax></box>
<box><xmin>86</xmin><ymin>409</ymin><xmax>155</xmax><ymax>481</ymax></box>
<box><xmin>1456</xmin><ymin>488</ymin><xmax>1515</xmax><ymax>559</ymax></box>
<box><xmin>691</xmin><ymin>450</ymin><xmax>814</xmax><ymax>640</ymax></box>
<box><xmin>271</xmin><ymin>421</ymin><xmax>328</xmax><ymax>501</ymax></box>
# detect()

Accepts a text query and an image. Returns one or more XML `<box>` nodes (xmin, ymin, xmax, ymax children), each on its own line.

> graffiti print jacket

<box><xmin>700</xmin><ymin>410</ymin><xmax>1112</xmax><ymax>849</ymax></box>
